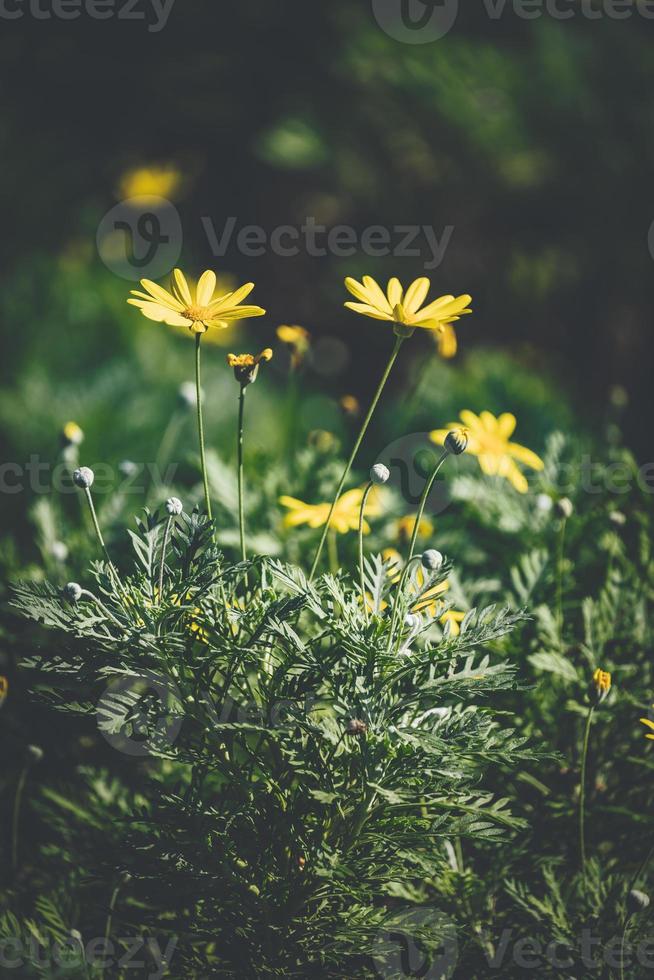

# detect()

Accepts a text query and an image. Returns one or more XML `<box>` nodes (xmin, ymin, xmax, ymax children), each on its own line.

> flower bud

<box><xmin>556</xmin><ymin>497</ymin><xmax>574</xmax><ymax>519</ymax></box>
<box><xmin>119</xmin><ymin>460</ymin><xmax>138</xmax><ymax>479</ymax></box>
<box><xmin>346</xmin><ymin>718</ymin><xmax>368</xmax><ymax>737</ymax></box>
<box><xmin>73</xmin><ymin>466</ymin><xmax>94</xmax><ymax>489</ymax></box>
<box><xmin>370</xmin><ymin>463</ymin><xmax>390</xmax><ymax>485</ymax></box>
<box><xmin>27</xmin><ymin>744</ymin><xmax>44</xmax><ymax>763</ymax></box>
<box><xmin>444</xmin><ymin>428</ymin><xmax>468</xmax><ymax>456</ymax></box>
<box><xmin>404</xmin><ymin>613</ymin><xmax>421</xmax><ymax>631</ymax></box>
<box><xmin>590</xmin><ymin>667</ymin><xmax>611</xmax><ymax>706</ymax></box>
<box><xmin>609</xmin><ymin>510</ymin><xmax>626</xmax><ymax>527</ymax></box>
<box><xmin>63</xmin><ymin>582</ymin><xmax>83</xmax><ymax>603</ymax></box>
<box><xmin>165</xmin><ymin>497</ymin><xmax>183</xmax><ymax>516</ymax></box>
<box><xmin>421</xmin><ymin>549</ymin><xmax>443</xmax><ymax>571</ymax></box>
<box><xmin>627</xmin><ymin>889</ymin><xmax>650</xmax><ymax>915</ymax></box>
<box><xmin>536</xmin><ymin>494</ymin><xmax>553</xmax><ymax>513</ymax></box>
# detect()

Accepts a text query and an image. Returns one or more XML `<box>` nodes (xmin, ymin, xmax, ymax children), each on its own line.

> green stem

<box><xmin>11</xmin><ymin>766</ymin><xmax>28</xmax><ymax>872</ymax></box>
<box><xmin>84</xmin><ymin>488</ymin><xmax>128</xmax><ymax>600</ymax></box>
<box><xmin>579</xmin><ymin>704</ymin><xmax>595</xmax><ymax>876</ymax></box>
<box><xmin>195</xmin><ymin>333</ymin><xmax>212</xmax><ymax>522</ymax></box>
<box><xmin>157</xmin><ymin>516</ymin><xmax>173</xmax><ymax>602</ymax></box>
<box><xmin>358</xmin><ymin>482</ymin><xmax>374</xmax><ymax>623</ymax></box>
<box><xmin>619</xmin><ymin>916</ymin><xmax>631</xmax><ymax>980</ymax></box>
<box><xmin>407</xmin><ymin>450</ymin><xmax>448</xmax><ymax>563</ymax></box>
<box><xmin>556</xmin><ymin>517</ymin><xmax>567</xmax><ymax>640</ymax></box>
<box><xmin>237</xmin><ymin>385</ymin><xmax>247</xmax><ymax>564</ymax></box>
<box><xmin>102</xmin><ymin>883</ymin><xmax>121</xmax><ymax>977</ymax></box>
<box><xmin>386</xmin><ymin>555</ymin><xmax>422</xmax><ymax>655</ymax></box>
<box><xmin>327</xmin><ymin>530</ymin><xmax>339</xmax><ymax>575</ymax></box>
<box><xmin>309</xmin><ymin>335</ymin><xmax>404</xmax><ymax>580</ymax></box>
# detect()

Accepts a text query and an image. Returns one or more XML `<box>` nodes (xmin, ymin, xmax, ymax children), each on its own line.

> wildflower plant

<box><xmin>5</xmin><ymin>271</ymin><xmax>546</xmax><ymax>977</ymax></box>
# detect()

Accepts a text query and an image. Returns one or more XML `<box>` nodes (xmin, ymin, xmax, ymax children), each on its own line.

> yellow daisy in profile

<box><xmin>279</xmin><ymin>487</ymin><xmax>380</xmax><ymax>535</ymax></box>
<box><xmin>640</xmin><ymin>710</ymin><xmax>654</xmax><ymax>741</ymax></box>
<box><xmin>128</xmin><ymin>268</ymin><xmax>265</xmax><ymax>335</ymax></box>
<box><xmin>431</xmin><ymin>410</ymin><xmax>543</xmax><ymax>494</ymax></box>
<box><xmin>344</xmin><ymin>276</ymin><xmax>472</xmax><ymax>336</ymax></box>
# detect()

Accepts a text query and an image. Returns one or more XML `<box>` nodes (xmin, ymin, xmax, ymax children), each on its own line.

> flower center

<box><xmin>183</xmin><ymin>306</ymin><xmax>209</xmax><ymax>322</ymax></box>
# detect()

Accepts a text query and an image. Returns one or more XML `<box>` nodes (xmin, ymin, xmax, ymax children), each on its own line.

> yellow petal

<box><xmin>172</xmin><ymin>268</ymin><xmax>192</xmax><ymax>306</ymax></box>
<box><xmin>139</xmin><ymin>279</ymin><xmax>184</xmax><ymax>311</ymax></box>
<box><xmin>508</xmin><ymin>442</ymin><xmax>544</xmax><ymax>471</ymax></box>
<box><xmin>496</xmin><ymin>413</ymin><xmax>517</xmax><ymax>439</ymax></box>
<box><xmin>196</xmin><ymin>270</ymin><xmax>217</xmax><ymax>306</ymax></box>
<box><xmin>403</xmin><ymin>277</ymin><xmax>430</xmax><ymax>315</ymax></box>
<box><xmin>362</xmin><ymin>276</ymin><xmax>393</xmax><ymax>314</ymax></box>
<box><xmin>344</xmin><ymin>302</ymin><xmax>392</xmax><ymax>321</ymax></box>
<box><xmin>344</xmin><ymin>277</ymin><xmax>370</xmax><ymax>303</ymax></box>
<box><xmin>386</xmin><ymin>278</ymin><xmax>403</xmax><ymax>309</ymax></box>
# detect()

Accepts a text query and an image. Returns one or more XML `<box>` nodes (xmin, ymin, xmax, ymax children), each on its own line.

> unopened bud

<box><xmin>627</xmin><ymin>890</ymin><xmax>650</xmax><ymax>915</ymax></box>
<box><xmin>421</xmin><ymin>549</ymin><xmax>443</xmax><ymax>571</ymax></box>
<box><xmin>556</xmin><ymin>497</ymin><xmax>574</xmax><ymax>520</ymax></box>
<box><xmin>73</xmin><ymin>466</ymin><xmax>94</xmax><ymax>489</ymax></box>
<box><xmin>370</xmin><ymin>463</ymin><xmax>390</xmax><ymax>485</ymax></box>
<box><xmin>444</xmin><ymin>429</ymin><xmax>468</xmax><ymax>456</ymax></box>
<box><xmin>590</xmin><ymin>667</ymin><xmax>612</xmax><ymax>706</ymax></box>
<box><xmin>165</xmin><ymin>497</ymin><xmax>183</xmax><ymax>516</ymax></box>
<box><xmin>27</xmin><ymin>744</ymin><xmax>44</xmax><ymax>763</ymax></box>
<box><xmin>63</xmin><ymin>582</ymin><xmax>83</xmax><ymax>603</ymax></box>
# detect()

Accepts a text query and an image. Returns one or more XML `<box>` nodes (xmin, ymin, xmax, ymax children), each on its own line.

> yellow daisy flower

<box><xmin>395</xmin><ymin>514</ymin><xmax>434</xmax><ymax>543</ymax></box>
<box><xmin>640</xmin><ymin>709</ymin><xmax>654</xmax><ymax>741</ymax></box>
<box><xmin>344</xmin><ymin>275</ymin><xmax>472</xmax><ymax>336</ymax></box>
<box><xmin>279</xmin><ymin>487</ymin><xmax>380</xmax><ymax>535</ymax></box>
<box><xmin>440</xmin><ymin>609</ymin><xmax>466</xmax><ymax>636</ymax></box>
<box><xmin>431</xmin><ymin>410</ymin><xmax>544</xmax><ymax>494</ymax></box>
<box><xmin>118</xmin><ymin>164</ymin><xmax>182</xmax><ymax>202</ymax></box>
<box><xmin>128</xmin><ymin>268</ymin><xmax>265</xmax><ymax>336</ymax></box>
<box><xmin>277</xmin><ymin>324</ymin><xmax>311</xmax><ymax>368</ymax></box>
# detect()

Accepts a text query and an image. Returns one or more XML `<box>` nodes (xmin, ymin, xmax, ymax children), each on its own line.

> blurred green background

<box><xmin>1</xmin><ymin>0</ymin><xmax>652</xmax><ymax>556</ymax></box>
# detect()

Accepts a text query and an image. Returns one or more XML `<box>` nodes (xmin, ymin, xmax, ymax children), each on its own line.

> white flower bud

<box><xmin>73</xmin><ymin>466</ymin><xmax>94</xmax><ymax>489</ymax></box>
<box><xmin>27</xmin><ymin>744</ymin><xmax>44</xmax><ymax>763</ymax></box>
<box><xmin>51</xmin><ymin>541</ymin><xmax>69</xmax><ymax>562</ymax></box>
<box><xmin>536</xmin><ymin>494</ymin><xmax>553</xmax><ymax>513</ymax></box>
<box><xmin>421</xmin><ymin>549</ymin><xmax>443</xmax><ymax>571</ymax></box>
<box><xmin>628</xmin><ymin>889</ymin><xmax>650</xmax><ymax>915</ymax></box>
<box><xmin>556</xmin><ymin>497</ymin><xmax>574</xmax><ymax>519</ymax></box>
<box><xmin>370</xmin><ymin>463</ymin><xmax>390</xmax><ymax>485</ymax></box>
<box><xmin>165</xmin><ymin>497</ymin><xmax>183</xmax><ymax>516</ymax></box>
<box><xmin>119</xmin><ymin>460</ymin><xmax>138</xmax><ymax>478</ymax></box>
<box><xmin>404</xmin><ymin>613</ymin><xmax>421</xmax><ymax>631</ymax></box>
<box><xmin>63</xmin><ymin>582</ymin><xmax>83</xmax><ymax>603</ymax></box>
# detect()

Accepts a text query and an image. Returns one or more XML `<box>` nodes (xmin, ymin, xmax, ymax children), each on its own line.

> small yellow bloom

<box><xmin>591</xmin><ymin>668</ymin><xmax>612</xmax><ymax>705</ymax></box>
<box><xmin>128</xmin><ymin>268</ymin><xmax>265</xmax><ymax>336</ymax></box>
<box><xmin>277</xmin><ymin>324</ymin><xmax>311</xmax><ymax>368</ymax></box>
<box><xmin>344</xmin><ymin>276</ymin><xmax>472</xmax><ymax>336</ymax></box>
<box><xmin>340</xmin><ymin>394</ymin><xmax>360</xmax><ymax>417</ymax></box>
<box><xmin>62</xmin><ymin>421</ymin><xmax>84</xmax><ymax>446</ymax></box>
<box><xmin>0</xmin><ymin>675</ymin><xmax>8</xmax><ymax>708</ymax></box>
<box><xmin>640</xmin><ymin>709</ymin><xmax>654</xmax><ymax>741</ymax></box>
<box><xmin>118</xmin><ymin>164</ymin><xmax>183</xmax><ymax>201</ymax></box>
<box><xmin>395</xmin><ymin>514</ymin><xmax>434</xmax><ymax>543</ymax></box>
<box><xmin>227</xmin><ymin>348</ymin><xmax>273</xmax><ymax>386</ymax></box>
<box><xmin>431</xmin><ymin>410</ymin><xmax>544</xmax><ymax>494</ymax></box>
<box><xmin>279</xmin><ymin>487</ymin><xmax>380</xmax><ymax>535</ymax></box>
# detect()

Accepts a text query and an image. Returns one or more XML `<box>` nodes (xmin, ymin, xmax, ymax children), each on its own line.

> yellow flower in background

<box><xmin>344</xmin><ymin>276</ymin><xmax>472</xmax><ymax>335</ymax></box>
<box><xmin>277</xmin><ymin>324</ymin><xmax>311</xmax><ymax>368</ymax></box>
<box><xmin>640</xmin><ymin>709</ymin><xmax>654</xmax><ymax>741</ymax></box>
<box><xmin>395</xmin><ymin>514</ymin><xmax>434</xmax><ymax>542</ymax></box>
<box><xmin>0</xmin><ymin>675</ymin><xmax>8</xmax><ymax>708</ymax></box>
<box><xmin>340</xmin><ymin>394</ymin><xmax>360</xmax><ymax>416</ymax></box>
<box><xmin>434</xmin><ymin>322</ymin><xmax>458</xmax><ymax>359</ymax></box>
<box><xmin>431</xmin><ymin>410</ymin><xmax>544</xmax><ymax>494</ymax></box>
<box><xmin>128</xmin><ymin>268</ymin><xmax>265</xmax><ymax>336</ymax></box>
<box><xmin>440</xmin><ymin>609</ymin><xmax>466</xmax><ymax>636</ymax></box>
<box><xmin>62</xmin><ymin>421</ymin><xmax>84</xmax><ymax>446</ymax></box>
<box><xmin>279</xmin><ymin>487</ymin><xmax>380</xmax><ymax>534</ymax></box>
<box><xmin>118</xmin><ymin>164</ymin><xmax>182</xmax><ymax>202</ymax></box>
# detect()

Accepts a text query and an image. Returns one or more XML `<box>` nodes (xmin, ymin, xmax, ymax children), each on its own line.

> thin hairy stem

<box><xmin>407</xmin><ymin>450</ymin><xmax>448</xmax><ymax>563</ymax></box>
<box><xmin>358</xmin><ymin>481</ymin><xmax>374</xmax><ymax>623</ymax></box>
<box><xmin>84</xmin><ymin>488</ymin><xmax>128</xmax><ymax>600</ymax></box>
<box><xmin>237</xmin><ymin>385</ymin><xmax>247</xmax><ymax>563</ymax></box>
<box><xmin>158</xmin><ymin>516</ymin><xmax>173</xmax><ymax>602</ymax></box>
<box><xmin>579</xmin><ymin>704</ymin><xmax>595</xmax><ymax>876</ymax></box>
<box><xmin>195</xmin><ymin>333</ymin><xmax>212</xmax><ymax>522</ymax></box>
